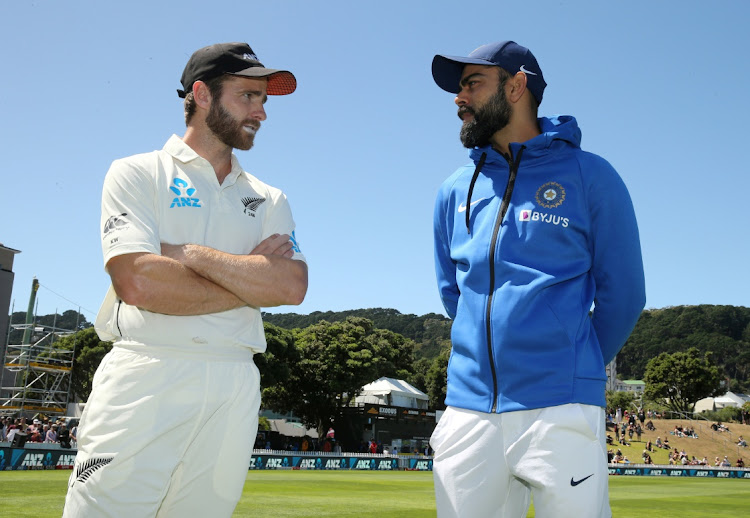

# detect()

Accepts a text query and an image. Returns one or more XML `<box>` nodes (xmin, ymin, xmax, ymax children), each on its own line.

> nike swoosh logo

<box><xmin>457</xmin><ymin>197</ymin><xmax>488</xmax><ymax>213</ymax></box>
<box><xmin>519</xmin><ymin>64</ymin><xmax>537</xmax><ymax>76</ymax></box>
<box><xmin>570</xmin><ymin>474</ymin><xmax>594</xmax><ymax>486</ymax></box>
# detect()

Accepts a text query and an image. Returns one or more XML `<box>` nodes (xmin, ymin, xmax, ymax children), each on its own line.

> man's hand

<box><xmin>158</xmin><ymin>234</ymin><xmax>306</xmax><ymax>308</ymax></box>
<box><xmin>250</xmin><ymin>233</ymin><xmax>294</xmax><ymax>258</ymax></box>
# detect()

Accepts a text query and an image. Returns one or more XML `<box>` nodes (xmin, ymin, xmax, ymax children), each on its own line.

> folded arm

<box><xmin>108</xmin><ymin>234</ymin><xmax>307</xmax><ymax>315</ymax></box>
<box><xmin>162</xmin><ymin>233</ymin><xmax>308</xmax><ymax>308</ymax></box>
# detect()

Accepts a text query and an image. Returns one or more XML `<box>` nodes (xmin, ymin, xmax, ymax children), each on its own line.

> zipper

<box><xmin>486</xmin><ymin>146</ymin><xmax>525</xmax><ymax>412</ymax></box>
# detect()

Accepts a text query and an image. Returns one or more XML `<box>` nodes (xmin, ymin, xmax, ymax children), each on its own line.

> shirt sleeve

<box><xmin>583</xmin><ymin>153</ymin><xmax>646</xmax><ymax>364</ymax></box>
<box><xmin>434</xmin><ymin>183</ymin><xmax>459</xmax><ymax>320</ymax></box>
<box><xmin>100</xmin><ymin>157</ymin><xmax>161</xmax><ymax>267</ymax></box>
<box><xmin>262</xmin><ymin>189</ymin><xmax>306</xmax><ymax>263</ymax></box>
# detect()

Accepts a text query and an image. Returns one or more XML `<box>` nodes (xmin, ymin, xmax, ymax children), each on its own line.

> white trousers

<box><xmin>431</xmin><ymin>404</ymin><xmax>611</xmax><ymax>518</ymax></box>
<box><xmin>63</xmin><ymin>346</ymin><xmax>260</xmax><ymax>518</ymax></box>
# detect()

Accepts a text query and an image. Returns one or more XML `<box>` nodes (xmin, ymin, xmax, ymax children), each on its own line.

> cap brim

<box><xmin>432</xmin><ymin>54</ymin><xmax>498</xmax><ymax>94</ymax></box>
<box><xmin>229</xmin><ymin>67</ymin><xmax>297</xmax><ymax>95</ymax></box>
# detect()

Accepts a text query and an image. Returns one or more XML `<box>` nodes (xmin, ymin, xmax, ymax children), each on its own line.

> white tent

<box><xmin>354</xmin><ymin>377</ymin><xmax>429</xmax><ymax>409</ymax></box>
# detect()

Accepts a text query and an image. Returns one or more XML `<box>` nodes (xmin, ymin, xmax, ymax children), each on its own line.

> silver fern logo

<box><xmin>242</xmin><ymin>197</ymin><xmax>266</xmax><ymax>217</ymax></box>
<box><xmin>71</xmin><ymin>456</ymin><xmax>114</xmax><ymax>485</ymax></box>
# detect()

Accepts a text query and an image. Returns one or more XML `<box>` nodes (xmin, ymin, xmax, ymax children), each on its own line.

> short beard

<box><xmin>459</xmin><ymin>81</ymin><xmax>511</xmax><ymax>148</ymax></box>
<box><xmin>206</xmin><ymin>100</ymin><xmax>259</xmax><ymax>151</ymax></box>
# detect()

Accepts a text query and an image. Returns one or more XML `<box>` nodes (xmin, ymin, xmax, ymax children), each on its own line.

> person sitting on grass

<box><xmin>738</xmin><ymin>435</ymin><xmax>747</xmax><ymax>447</ymax></box>
<box><xmin>642</xmin><ymin>450</ymin><xmax>653</xmax><ymax>464</ymax></box>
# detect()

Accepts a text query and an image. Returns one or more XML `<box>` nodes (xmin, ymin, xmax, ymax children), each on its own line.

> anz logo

<box><xmin>169</xmin><ymin>178</ymin><xmax>201</xmax><ymax>208</ymax></box>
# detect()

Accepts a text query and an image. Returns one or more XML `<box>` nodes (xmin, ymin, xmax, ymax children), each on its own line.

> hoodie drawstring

<box><xmin>465</xmin><ymin>152</ymin><xmax>487</xmax><ymax>233</ymax></box>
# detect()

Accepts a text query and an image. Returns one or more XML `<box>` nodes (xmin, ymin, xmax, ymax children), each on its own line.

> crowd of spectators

<box><xmin>606</xmin><ymin>407</ymin><xmax>747</xmax><ymax>469</ymax></box>
<box><xmin>0</xmin><ymin>416</ymin><xmax>76</xmax><ymax>448</ymax></box>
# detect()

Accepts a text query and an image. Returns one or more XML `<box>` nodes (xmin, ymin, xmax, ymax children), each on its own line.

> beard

<box><xmin>206</xmin><ymin>100</ymin><xmax>260</xmax><ymax>151</ymax></box>
<box><xmin>459</xmin><ymin>84</ymin><xmax>511</xmax><ymax>148</ymax></box>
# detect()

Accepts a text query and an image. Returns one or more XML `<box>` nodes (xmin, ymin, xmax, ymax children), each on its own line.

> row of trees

<box><xmin>50</xmin><ymin>317</ymin><xmax>447</xmax><ymax>438</ymax></box>
<box><xmin>8</xmin><ymin>304</ymin><xmax>748</xmax><ymax>435</ymax></box>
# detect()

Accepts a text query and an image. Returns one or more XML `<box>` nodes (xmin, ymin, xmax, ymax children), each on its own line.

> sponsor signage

<box><xmin>0</xmin><ymin>447</ymin><xmax>77</xmax><ymax>471</ymax></box>
<box><xmin>363</xmin><ymin>404</ymin><xmax>436</xmax><ymax>422</ymax></box>
<box><xmin>607</xmin><ymin>465</ymin><xmax>750</xmax><ymax>479</ymax></box>
<box><xmin>248</xmin><ymin>455</ymin><xmax>401</xmax><ymax>471</ymax></box>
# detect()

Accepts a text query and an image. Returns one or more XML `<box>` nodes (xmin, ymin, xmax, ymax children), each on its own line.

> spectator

<box><xmin>28</xmin><ymin>427</ymin><xmax>43</xmax><ymax>443</ymax></box>
<box><xmin>636</xmin><ymin>424</ymin><xmax>642</xmax><ymax>442</ymax></box>
<box><xmin>720</xmin><ymin>456</ymin><xmax>731</xmax><ymax>467</ymax></box>
<box><xmin>655</xmin><ymin>436</ymin><xmax>663</xmax><ymax>449</ymax></box>
<box><xmin>738</xmin><ymin>435</ymin><xmax>747</xmax><ymax>447</ymax></box>
<box><xmin>663</xmin><ymin>438</ymin><xmax>670</xmax><ymax>449</ymax></box>
<box><xmin>6</xmin><ymin>424</ymin><xmax>18</xmax><ymax>444</ymax></box>
<box><xmin>737</xmin><ymin>458</ymin><xmax>745</xmax><ymax>468</ymax></box>
<box><xmin>700</xmin><ymin>457</ymin><xmax>707</xmax><ymax>465</ymax></box>
<box><xmin>645</xmin><ymin>439</ymin><xmax>652</xmax><ymax>452</ymax></box>
<box><xmin>714</xmin><ymin>456</ymin><xmax>721</xmax><ymax>466</ymax></box>
<box><xmin>45</xmin><ymin>424</ymin><xmax>58</xmax><ymax>443</ymax></box>
<box><xmin>59</xmin><ymin>425</ymin><xmax>72</xmax><ymax>449</ymax></box>
<box><xmin>642</xmin><ymin>450</ymin><xmax>652</xmax><ymax>464</ymax></box>
<box><xmin>645</xmin><ymin>420</ymin><xmax>656</xmax><ymax>431</ymax></box>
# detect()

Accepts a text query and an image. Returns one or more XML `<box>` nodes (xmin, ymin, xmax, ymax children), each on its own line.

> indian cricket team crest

<box><xmin>536</xmin><ymin>182</ymin><xmax>566</xmax><ymax>209</ymax></box>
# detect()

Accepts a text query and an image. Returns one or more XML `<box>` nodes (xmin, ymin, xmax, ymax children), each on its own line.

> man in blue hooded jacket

<box><xmin>430</xmin><ymin>41</ymin><xmax>645</xmax><ymax>517</ymax></box>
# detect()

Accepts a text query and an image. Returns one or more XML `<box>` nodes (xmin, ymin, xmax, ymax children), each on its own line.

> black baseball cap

<box><xmin>177</xmin><ymin>42</ymin><xmax>296</xmax><ymax>98</ymax></box>
<box><xmin>432</xmin><ymin>41</ymin><xmax>546</xmax><ymax>105</ymax></box>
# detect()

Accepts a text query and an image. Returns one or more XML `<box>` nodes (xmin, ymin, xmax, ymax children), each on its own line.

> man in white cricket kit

<box><xmin>63</xmin><ymin>42</ymin><xmax>308</xmax><ymax>517</ymax></box>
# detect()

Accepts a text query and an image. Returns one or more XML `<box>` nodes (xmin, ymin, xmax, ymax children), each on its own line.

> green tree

<box><xmin>261</xmin><ymin>317</ymin><xmax>415</xmax><ymax>437</ymax></box>
<box><xmin>254</xmin><ymin>323</ymin><xmax>299</xmax><ymax>390</ymax></box>
<box><xmin>54</xmin><ymin>327</ymin><xmax>113</xmax><ymax>401</ymax></box>
<box><xmin>605</xmin><ymin>390</ymin><xmax>636</xmax><ymax>413</ymax></box>
<box><xmin>643</xmin><ymin>347</ymin><xmax>723</xmax><ymax>414</ymax></box>
<box><xmin>425</xmin><ymin>347</ymin><xmax>450</xmax><ymax>410</ymax></box>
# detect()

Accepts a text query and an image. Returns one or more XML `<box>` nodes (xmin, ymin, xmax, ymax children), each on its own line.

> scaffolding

<box><xmin>1</xmin><ymin>321</ymin><xmax>77</xmax><ymax>417</ymax></box>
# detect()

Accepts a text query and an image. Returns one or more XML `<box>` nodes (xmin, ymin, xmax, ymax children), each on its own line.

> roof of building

<box><xmin>359</xmin><ymin>377</ymin><xmax>428</xmax><ymax>400</ymax></box>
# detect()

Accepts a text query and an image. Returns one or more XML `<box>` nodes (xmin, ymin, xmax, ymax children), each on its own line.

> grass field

<box><xmin>2</xmin><ymin>470</ymin><xmax>749</xmax><ymax>517</ymax></box>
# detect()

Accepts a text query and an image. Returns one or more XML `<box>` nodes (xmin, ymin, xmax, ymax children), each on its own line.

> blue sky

<box><xmin>2</xmin><ymin>0</ymin><xmax>748</xmax><ymax>324</ymax></box>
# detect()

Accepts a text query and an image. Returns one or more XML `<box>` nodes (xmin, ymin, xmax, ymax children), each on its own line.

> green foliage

<box><xmin>7</xmin><ymin>310</ymin><xmax>92</xmax><ymax>344</ymax></box>
<box><xmin>263</xmin><ymin>308</ymin><xmax>451</xmax><ymax>362</ymax></box>
<box><xmin>53</xmin><ymin>327</ymin><xmax>112</xmax><ymax>402</ymax></box>
<box><xmin>425</xmin><ymin>348</ymin><xmax>450</xmax><ymax>409</ymax></box>
<box><xmin>699</xmin><ymin>406</ymin><xmax>742</xmax><ymax>423</ymax></box>
<box><xmin>254</xmin><ymin>323</ymin><xmax>299</xmax><ymax>389</ymax></box>
<box><xmin>619</xmin><ymin>305</ymin><xmax>750</xmax><ymax>392</ymax></box>
<box><xmin>644</xmin><ymin>347</ymin><xmax>723</xmax><ymax>413</ymax></box>
<box><xmin>607</xmin><ymin>390</ymin><xmax>636</xmax><ymax>412</ymax></box>
<box><xmin>261</xmin><ymin>317</ymin><xmax>417</xmax><ymax>437</ymax></box>
<box><xmin>257</xmin><ymin>416</ymin><xmax>271</xmax><ymax>432</ymax></box>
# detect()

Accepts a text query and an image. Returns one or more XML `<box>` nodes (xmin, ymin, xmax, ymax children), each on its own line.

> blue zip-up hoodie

<box><xmin>434</xmin><ymin>115</ymin><xmax>645</xmax><ymax>414</ymax></box>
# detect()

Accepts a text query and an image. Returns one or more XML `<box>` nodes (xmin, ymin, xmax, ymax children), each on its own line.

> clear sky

<box><xmin>2</xmin><ymin>0</ymin><xmax>748</xmax><ymax>324</ymax></box>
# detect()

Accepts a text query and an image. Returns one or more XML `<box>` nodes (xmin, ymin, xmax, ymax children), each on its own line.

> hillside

<box><xmin>618</xmin><ymin>305</ymin><xmax>750</xmax><ymax>392</ymax></box>
<box><xmin>262</xmin><ymin>308</ymin><xmax>453</xmax><ymax>360</ymax></box>
<box><xmin>609</xmin><ymin>418</ymin><xmax>749</xmax><ymax>466</ymax></box>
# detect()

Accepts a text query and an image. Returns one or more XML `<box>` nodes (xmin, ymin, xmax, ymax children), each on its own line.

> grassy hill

<box><xmin>608</xmin><ymin>418</ymin><xmax>749</xmax><ymax>466</ymax></box>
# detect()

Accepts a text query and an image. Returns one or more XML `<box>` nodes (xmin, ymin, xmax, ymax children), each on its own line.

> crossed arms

<box><xmin>107</xmin><ymin>233</ymin><xmax>308</xmax><ymax>315</ymax></box>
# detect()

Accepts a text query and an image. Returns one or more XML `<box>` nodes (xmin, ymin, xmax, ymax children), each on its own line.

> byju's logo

<box><xmin>169</xmin><ymin>178</ymin><xmax>201</xmax><ymax>208</ymax></box>
<box><xmin>103</xmin><ymin>213</ymin><xmax>128</xmax><ymax>234</ymax></box>
<box><xmin>242</xmin><ymin>196</ymin><xmax>265</xmax><ymax>217</ymax></box>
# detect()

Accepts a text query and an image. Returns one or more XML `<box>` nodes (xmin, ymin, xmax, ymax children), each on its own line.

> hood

<box><xmin>469</xmin><ymin>115</ymin><xmax>582</xmax><ymax>164</ymax></box>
